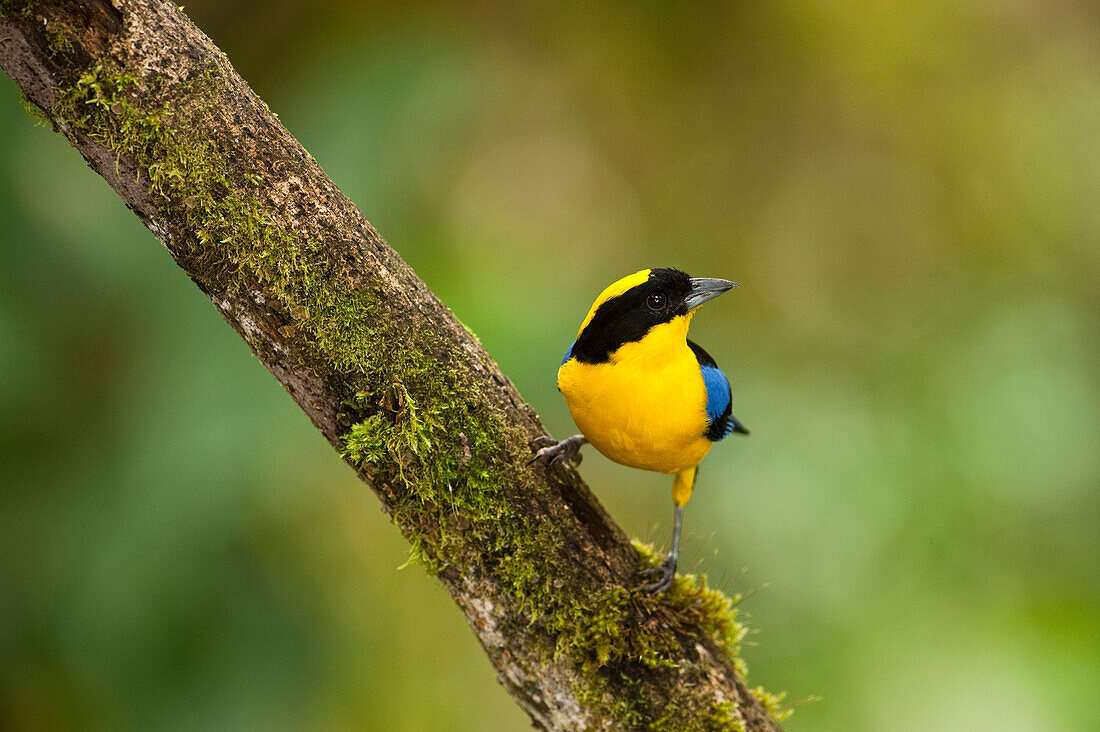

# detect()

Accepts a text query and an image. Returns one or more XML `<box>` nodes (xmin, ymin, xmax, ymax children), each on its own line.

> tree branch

<box><xmin>0</xmin><ymin>2</ymin><xmax>785</xmax><ymax>728</ymax></box>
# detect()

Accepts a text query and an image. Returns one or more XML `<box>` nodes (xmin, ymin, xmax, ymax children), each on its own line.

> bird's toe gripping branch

<box><xmin>638</xmin><ymin>552</ymin><xmax>678</xmax><ymax>594</ymax></box>
<box><xmin>528</xmin><ymin>434</ymin><xmax>587</xmax><ymax>468</ymax></box>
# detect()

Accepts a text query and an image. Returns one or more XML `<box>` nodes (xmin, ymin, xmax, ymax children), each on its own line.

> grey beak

<box><xmin>685</xmin><ymin>277</ymin><xmax>738</xmax><ymax>310</ymax></box>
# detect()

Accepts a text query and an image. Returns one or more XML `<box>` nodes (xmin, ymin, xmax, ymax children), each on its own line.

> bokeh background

<box><xmin>2</xmin><ymin>2</ymin><xmax>1098</xmax><ymax>730</ymax></box>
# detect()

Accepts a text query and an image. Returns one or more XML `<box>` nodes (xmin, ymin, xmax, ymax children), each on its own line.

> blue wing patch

<box><xmin>562</xmin><ymin>340</ymin><xmax>576</xmax><ymax>365</ymax></box>
<box><xmin>688</xmin><ymin>339</ymin><xmax>748</xmax><ymax>441</ymax></box>
<box><xmin>700</xmin><ymin>363</ymin><xmax>732</xmax><ymax>427</ymax></box>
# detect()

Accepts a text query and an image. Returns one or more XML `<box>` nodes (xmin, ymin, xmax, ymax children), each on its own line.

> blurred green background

<box><xmin>2</xmin><ymin>1</ymin><xmax>1098</xmax><ymax>730</ymax></box>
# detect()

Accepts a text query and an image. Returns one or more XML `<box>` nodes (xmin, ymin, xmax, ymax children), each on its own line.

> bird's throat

<box><xmin>608</xmin><ymin>314</ymin><xmax>693</xmax><ymax>366</ymax></box>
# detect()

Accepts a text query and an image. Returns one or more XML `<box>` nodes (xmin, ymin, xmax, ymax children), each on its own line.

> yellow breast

<box><xmin>557</xmin><ymin>316</ymin><xmax>713</xmax><ymax>474</ymax></box>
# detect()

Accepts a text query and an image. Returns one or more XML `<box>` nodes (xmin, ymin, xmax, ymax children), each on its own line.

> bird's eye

<box><xmin>646</xmin><ymin>293</ymin><xmax>666</xmax><ymax>311</ymax></box>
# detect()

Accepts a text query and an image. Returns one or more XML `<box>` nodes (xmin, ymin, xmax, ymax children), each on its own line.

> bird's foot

<box><xmin>528</xmin><ymin>434</ymin><xmax>586</xmax><ymax>468</ymax></box>
<box><xmin>638</xmin><ymin>553</ymin><xmax>678</xmax><ymax>594</ymax></box>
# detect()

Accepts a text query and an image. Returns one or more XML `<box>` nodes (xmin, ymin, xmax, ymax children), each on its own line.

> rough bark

<box><xmin>0</xmin><ymin>2</ymin><xmax>785</xmax><ymax>729</ymax></box>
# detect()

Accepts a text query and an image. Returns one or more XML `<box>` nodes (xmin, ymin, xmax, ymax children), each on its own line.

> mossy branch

<box><xmin>0</xmin><ymin>2</ymin><xmax>787</xmax><ymax>729</ymax></box>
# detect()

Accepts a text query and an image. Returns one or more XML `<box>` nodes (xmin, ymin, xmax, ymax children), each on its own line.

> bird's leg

<box><xmin>639</xmin><ymin>504</ymin><xmax>683</xmax><ymax>593</ymax></box>
<box><xmin>528</xmin><ymin>434</ymin><xmax>587</xmax><ymax>468</ymax></box>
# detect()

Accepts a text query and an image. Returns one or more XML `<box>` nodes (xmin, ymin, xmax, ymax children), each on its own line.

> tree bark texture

<box><xmin>0</xmin><ymin>2</ymin><xmax>786</xmax><ymax>729</ymax></box>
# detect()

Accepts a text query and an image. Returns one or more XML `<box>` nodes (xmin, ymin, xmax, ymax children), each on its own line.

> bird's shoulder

<box><xmin>686</xmin><ymin>339</ymin><xmax>720</xmax><ymax>369</ymax></box>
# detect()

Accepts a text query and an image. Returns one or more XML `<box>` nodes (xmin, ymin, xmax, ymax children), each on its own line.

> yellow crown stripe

<box><xmin>576</xmin><ymin>269</ymin><xmax>652</xmax><ymax>337</ymax></box>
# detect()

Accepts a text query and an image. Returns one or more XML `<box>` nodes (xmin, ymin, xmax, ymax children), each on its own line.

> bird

<box><xmin>531</xmin><ymin>267</ymin><xmax>748</xmax><ymax>593</ymax></box>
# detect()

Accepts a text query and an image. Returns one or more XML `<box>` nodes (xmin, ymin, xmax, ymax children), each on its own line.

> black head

<box><xmin>570</xmin><ymin>268</ymin><xmax>733</xmax><ymax>364</ymax></box>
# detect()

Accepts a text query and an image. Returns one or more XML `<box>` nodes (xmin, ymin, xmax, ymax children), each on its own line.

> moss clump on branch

<box><xmin>43</xmin><ymin>56</ymin><xmax>788</xmax><ymax>729</ymax></box>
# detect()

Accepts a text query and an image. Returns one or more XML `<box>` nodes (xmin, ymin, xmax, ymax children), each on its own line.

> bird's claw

<box><xmin>638</xmin><ymin>554</ymin><xmax>678</xmax><ymax>594</ymax></box>
<box><xmin>527</xmin><ymin>434</ymin><xmax>585</xmax><ymax>468</ymax></box>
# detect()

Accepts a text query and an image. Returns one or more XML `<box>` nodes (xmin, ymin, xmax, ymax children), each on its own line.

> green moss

<box><xmin>701</xmin><ymin>702</ymin><xmax>745</xmax><ymax>732</ymax></box>
<box><xmin>750</xmin><ymin>687</ymin><xmax>793</xmax><ymax>724</ymax></box>
<box><xmin>45</xmin><ymin>21</ymin><xmax>74</xmax><ymax>59</ymax></box>
<box><xmin>546</xmin><ymin>586</ymin><xmax>677</xmax><ymax>672</ymax></box>
<box><xmin>340</xmin><ymin>414</ymin><xmax>389</xmax><ymax>468</ymax></box>
<box><xmin>572</xmin><ymin>676</ymin><xmax>646</xmax><ymax>729</ymax></box>
<box><xmin>43</xmin><ymin>57</ymin><xmax>791</xmax><ymax>730</ymax></box>
<box><xmin>572</xmin><ymin>675</ymin><xmax>746</xmax><ymax>731</ymax></box>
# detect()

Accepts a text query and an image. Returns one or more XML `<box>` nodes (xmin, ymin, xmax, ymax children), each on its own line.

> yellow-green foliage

<box><xmin>46</xmin><ymin>57</ymin><xmax>788</xmax><ymax>729</ymax></box>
